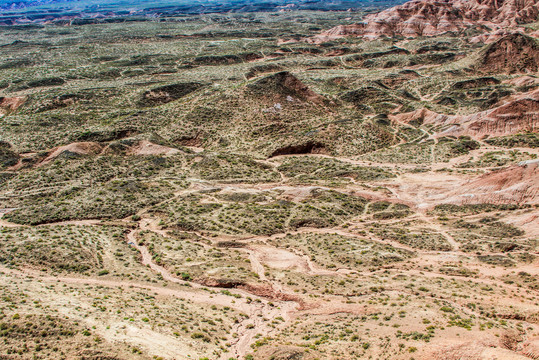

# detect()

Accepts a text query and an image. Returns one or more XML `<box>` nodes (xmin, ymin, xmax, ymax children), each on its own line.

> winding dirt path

<box><xmin>0</xmin><ymin>211</ymin><xmax>23</xmax><ymax>228</ymax></box>
<box><xmin>125</xmin><ymin>227</ymin><xmax>298</xmax><ymax>358</ymax></box>
<box><xmin>0</xmin><ymin>255</ymin><xmax>294</xmax><ymax>360</ymax></box>
<box><xmin>3</xmin><ymin>140</ymin><xmax>538</xmax><ymax>358</ymax></box>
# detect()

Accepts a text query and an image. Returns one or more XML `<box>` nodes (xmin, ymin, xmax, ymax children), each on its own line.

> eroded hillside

<box><xmin>0</xmin><ymin>5</ymin><xmax>538</xmax><ymax>360</ymax></box>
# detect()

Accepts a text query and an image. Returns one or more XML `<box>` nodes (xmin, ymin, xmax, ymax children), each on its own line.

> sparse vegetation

<box><xmin>0</xmin><ymin>2</ymin><xmax>537</xmax><ymax>360</ymax></box>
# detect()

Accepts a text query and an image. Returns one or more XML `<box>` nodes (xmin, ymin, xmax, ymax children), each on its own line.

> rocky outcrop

<box><xmin>316</xmin><ymin>0</ymin><xmax>539</xmax><ymax>40</ymax></box>
<box><xmin>392</xmin><ymin>88</ymin><xmax>539</xmax><ymax>139</ymax></box>
<box><xmin>256</xmin><ymin>345</ymin><xmax>320</xmax><ymax>360</ymax></box>
<box><xmin>520</xmin><ymin>337</ymin><xmax>539</xmax><ymax>359</ymax></box>
<box><xmin>38</xmin><ymin>139</ymin><xmax>180</xmax><ymax>166</ymax></box>
<box><xmin>196</xmin><ymin>278</ymin><xmax>246</xmax><ymax>288</ymax></box>
<box><xmin>0</xmin><ymin>96</ymin><xmax>26</xmax><ymax>116</ymax></box>
<box><xmin>446</xmin><ymin>160</ymin><xmax>539</xmax><ymax>205</ymax></box>
<box><xmin>40</xmin><ymin>142</ymin><xmax>104</xmax><ymax>165</ymax></box>
<box><xmin>504</xmin><ymin>75</ymin><xmax>539</xmax><ymax>88</ymax></box>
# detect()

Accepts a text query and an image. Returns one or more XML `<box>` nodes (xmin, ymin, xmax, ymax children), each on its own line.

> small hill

<box><xmin>103</xmin><ymin>139</ymin><xmax>181</xmax><ymax>156</ymax></box>
<box><xmin>39</xmin><ymin>140</ymin><xmax>181</xmax><ymax>164</ymax></box>
<box><xmin>40</xmin><ymin>142</ymin><xmax>104</xmax><ymax>166</ymax></box>
<box><xmin>139</xmin><ymin>82</ymin><xmax>206</xmax><ymax>107</ymax></box>
<box><xmin>0</xmin><ymin>142</ymin><xmax>19</xmax><ymax>170</ymax></box>
<box><xmin>246</xmin><ymin>71</ymin><xmax>328</xmax><ymax>105</ymax></box>
<box><xmin>341</xmin><ymin>85</ymin><xmax>404</xmax><ymax>113</ymax></box>
<box><xmin>475</xmin><ymin>33</ymin><xmax>539</xmax><ymax>74</ymax></box>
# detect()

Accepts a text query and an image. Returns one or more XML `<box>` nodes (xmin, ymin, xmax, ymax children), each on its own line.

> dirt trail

<box><xmin>0</xmin><ymin>265</ymin><xmax>256</xmax><ymax>312</ymax></box>
<box><xmin>0</xmin><ymin>218</ymin><xmax>22</xmax><ymax>228</ymax></box>
<box><xmin>0</xmin><ymin>211</ymin><xmax>22</xmax><ymax>228</ymax></box>
<box><xmin>3</xmin><ymin>138</ymin><xmax>538</xmax><ymax>358</ymax></box>
<box><xmin>254</xmin><ymin>158</ymin><xmax>288</xmax><ymax>183</ymax></box>
<box><xmin>246</xmin><ymin>244</ymin><xmax>339</xmax><ymax>277</ymax></box>
<box><xmin>138</xmin><ymin>217</ymin><xmax>336</xmax><ymax>303</ymax></box>
<box><xmin>0</xmin><ymin>257</ymin><xmax>293</xmax><ymax>360</ymax></box>
<box><xmin>416</xmin><ymin>212</ymin><xmax>460</xmax><ymax>250</ymax></box>
<box><xmin>126</xmin><ymin>226</ymin><xmax>298</xmax><ymax>358</ymax></box>
<box><xmin>237</xmin><ymin>226</ymin><xmax>418</xmax><ymax>254</ymax></box>
<box><xmin>271</xmin><ymin>152</ymin><xmax>418</xmax><ymax>169</ymax></box>
<box><xmin>229</xmin><ymin>224</ymin><xmax>538</xmax><ymax>296</ymax></box>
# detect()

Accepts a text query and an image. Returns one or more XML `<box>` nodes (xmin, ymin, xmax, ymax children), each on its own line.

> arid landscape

<box><xmin>0</xmin><ymin>0</ymin><xmax>538</xmax><ymax>359</ymax></box>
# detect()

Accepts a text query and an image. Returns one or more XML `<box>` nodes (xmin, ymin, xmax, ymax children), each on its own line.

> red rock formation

<box><xmin>391</xmin><ymin>88</ymin><xmax>539</xmax><ymax>139</ymax></box>
<box><xmin>40</xmin><ymin>142</ymin><xmax>104</xmax><ymax>165</ymax></box>
<box><xmin>315</xmin><ymin>0</ymin><xmax>539</xmax><ymax>41</ymax></box>
<box><xmin>504</xmin><ymin>75</ymin><xmax>539</xmax><ymax>88</ymax></box>
<box><xmin>447</xmin><ymin>160</ymin><xmax>539</xmax><ymax>205</ymax></box>
<box><xmin>520</xmin><ymin>337</ymin><xmax>539</xmax><ymax>359</ymax></box>
<box><xmin>470</xmin><ymin>29</ymin><xmax>518</xmax><ymax>44</ymax></box>
<box><xmin>0</xmin><ymin>96</ymin><xmax>26</xmax><ymax>116</ymax></box>
<box><xmin>475</xmin><ymin>33</ymin><xmax>539</xmax><ymax>73</ymax></box>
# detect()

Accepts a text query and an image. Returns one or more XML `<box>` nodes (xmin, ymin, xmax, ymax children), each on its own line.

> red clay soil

<box><xmin>504</xmin><ymin>75</ymin><xmax>539</xmax><ymax>88</ymax></box>
<box><xmin>40</xmin><ymin>142</ymin><xmax>103</xmax><ymax>165</ymax></box>
<box><xmin>0</xmin><ymin>96</ymin><xmax>26</xmax><ymax>115</ymax></box>
<box><xmin>470</xmin><ymin>29</ymin><xmax>523</xmax><ymax>44</ymax></box>
<box><xmin>391</xmin><ymin>89</ymin><xmax>539</xmax><ymax>139</ymax></box>
<box><xmin>476</xmin><ymin>33</ymin><xmax>539</xmax><ymax>73</ymax></box>
<box><xmin>446</xmin><ymin>160</ymin><xmax>539</xmax><ymax>205</ymax></box>
<box><xmin>240</xmin><ymin>283</ymin><xmax>306</xmax><ymax>305</ymax></box>
<box><xmin>314</xmin><ymin>0</ymin><xmax>539</xmax><ymax>40</ymax></box>
<box><xmin>126</xmin><ymin>140</ymin><xmax>181</xmax><ymax>156</ymax></box>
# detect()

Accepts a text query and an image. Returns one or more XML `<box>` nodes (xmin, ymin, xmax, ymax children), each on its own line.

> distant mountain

<box><xmin>317</xmin><ymin>0</ymin><xmax>539</xmax><ymax>40</ymax></box>
<box><xmin>0</xmin><ymin>0</ymin><xmax>406</xmax><ymax>25</ymax></box>
<box><xmin>0</xmin><ymin>0</ymin><xmax>404</xmax><ymax>12</ymax></box>
<box><xmin>0</xmin><ymin>0</ymin><xmax>67</xmax><ymax>11</ymax></box>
